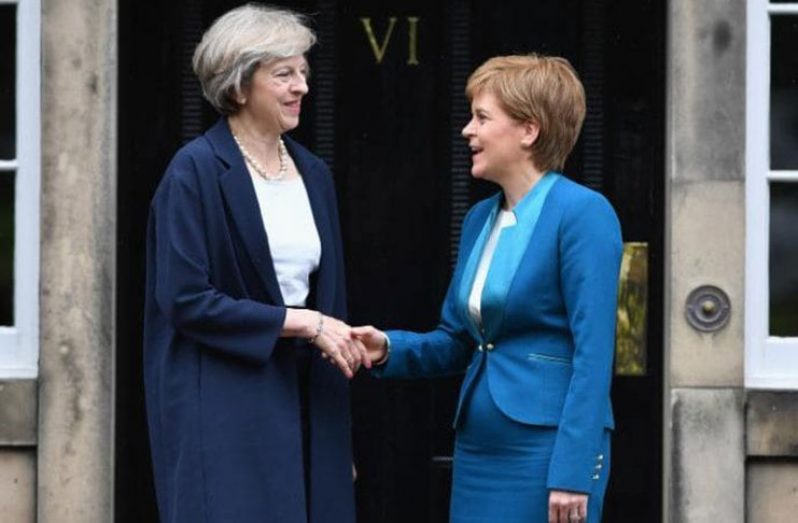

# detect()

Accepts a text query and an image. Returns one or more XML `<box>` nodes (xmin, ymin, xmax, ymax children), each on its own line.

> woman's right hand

<box><xmin>283</xmin><ymin>309</ymin><xmax>367</xmax><ymax>378</ymax></box>
<box><xmin>351</xmin><ymin>325</ymin><xmax>389</xmax><ymax>365</ymax></box>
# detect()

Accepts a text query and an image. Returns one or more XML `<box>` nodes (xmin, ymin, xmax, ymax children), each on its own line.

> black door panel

<box><xmin>117</xmin><ymin>1</ymin><xmax>664</xmax><ymax>521</ymax></box>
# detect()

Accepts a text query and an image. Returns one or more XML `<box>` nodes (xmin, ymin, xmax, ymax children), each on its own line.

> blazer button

<box><xmin>595</xmin><ymin>463</ymin><xmax>603</xmax><ymax>470</ymax></box>
<box><xmin>486</xmin><ymin>343</ymin><xmax>495</xmax><ymax>351</ymax></box>
<box><xmin>592</xmin><ymin>474</ymin><xmax>600</xmax><ymax>481</ymax></box>
<box><xmin>477</xmin><ymin>344</ymin><xmax>483</xmax><ymax>352</ymax></box>
<box><xmin>597</xmin><ymin>454</ymin><xmax>604</xmax><ymax>461</ymax></box>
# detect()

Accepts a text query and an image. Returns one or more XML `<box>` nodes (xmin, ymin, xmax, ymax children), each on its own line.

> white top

<box><xmin>250</xmin><ymin>174</ymin><xmax>321</xmax><ymax>307</ymax></box>
<box><xmin>468</xmin><ymin>210</ymin><xmax>517</xmax><ymax>326</ymax></box>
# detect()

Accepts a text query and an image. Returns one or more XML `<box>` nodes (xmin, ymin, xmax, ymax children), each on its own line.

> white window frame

<box><xmin>746</xmin><ymin>0</ymin><xmax>798</xmax><ymax>388</ymax></box>
<box><xmin>0</xmin><ymin>0</ymin><xmax>40</xmax><ymax>378</ymax></box>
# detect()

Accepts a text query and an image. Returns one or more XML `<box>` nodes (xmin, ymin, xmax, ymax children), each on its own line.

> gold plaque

<box><xmin>615</xmin><ymin>242</ymin><xmax>648</xmax><ymax>376</ymax></box>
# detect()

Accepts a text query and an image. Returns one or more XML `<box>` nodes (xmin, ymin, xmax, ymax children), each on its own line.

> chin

<box><xmin>281</xmin><ymin>119</ymin><xmax>300</xmax><ymax>132</ymax></box>
<box><xmin>470</xmin><ymin>167</ymin><xmax>488</xmax><ymax>180</ymax></box>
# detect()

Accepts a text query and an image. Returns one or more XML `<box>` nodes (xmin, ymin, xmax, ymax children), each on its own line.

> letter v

<box><xmin>360</xmin><ymin>17</ymin><xmax>397</xmax><ymax>64</ymax></box>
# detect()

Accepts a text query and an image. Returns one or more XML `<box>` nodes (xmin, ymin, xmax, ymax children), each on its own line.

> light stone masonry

<box><xmin>669</xmin><ymin>181</ymin><xmax>745</xmax><ymax>388</ymax></box>
<box><xmin>0</xmin><ymin>449</ymin><xmax>36</xmax><ymax>523</ymax></box>
<box><xmin>37</xmin><ymin>0</ymin><xmax>117</xmax><ymax>521</ymax></box>
<box><xmin>665</xmin><ymin>0</ymin><xmax>747</xmax><ymax>521</ymax></box>
<box><xmin>669</xmin><ymin>389</ymin><xmax>745</xmax><ymax>523</ymax></box>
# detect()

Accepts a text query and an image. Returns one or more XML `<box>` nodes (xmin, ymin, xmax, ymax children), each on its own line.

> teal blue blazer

<box><xmin>376</xmin><ymin>174</ymin><xmax>622</xmax><ymax>494</ymax></box>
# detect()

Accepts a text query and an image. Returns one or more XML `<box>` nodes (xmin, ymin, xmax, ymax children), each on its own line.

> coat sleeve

<box><xmin>371</xmin><ymin>208</ymin><xmax>479</xmax><ymax>379</ymax></box>
<box><xmin>546</xmin><ymin>192</ymin><xmax>622</xmax><ymax>494</ymax></box>
<box><xmin>149</xmin><ymin>156</ymin><xmax>286</xmax><ymax>365</ymax></box>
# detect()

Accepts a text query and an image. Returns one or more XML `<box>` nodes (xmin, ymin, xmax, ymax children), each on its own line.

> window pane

<box><xmin>770</xmin><ymin>182</ymin><xmax>798</xmax><ymax>336</ymax></box>
<box><xmin>770</xmin><ymin>16</ymin><xmax>798</xmax><ymax>170</ymax></box>
<box><xmin>0</xmin><ymin>5</ymin><xmax>15</xmax><ymax>159</ymax></box>
<box><xmin>0</xmin><ymin>174</ymin><xmax>13</xmax><ymax>326</ymax></box>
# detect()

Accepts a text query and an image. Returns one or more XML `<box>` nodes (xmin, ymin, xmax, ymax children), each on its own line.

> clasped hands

<box><xmin>288</xmin><ymin>309</ymin><xmax>387</xmax><ymax>379</ymax></box>
<box><xmin>314</xmin><ymin>321</ymin><xmax>389</xmax><ymax>378</ymax></box>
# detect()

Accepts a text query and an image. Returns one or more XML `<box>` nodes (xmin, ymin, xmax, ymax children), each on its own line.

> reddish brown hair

<box><xmin>465</xmin><ymin>54</ymin><xmax>586</xmax><ymax>171</ymax></box>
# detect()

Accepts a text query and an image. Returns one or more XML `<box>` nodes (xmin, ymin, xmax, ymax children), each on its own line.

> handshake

<box><xmin>289</xmin><ymin>309</ymin><xmax>387</xmax><ymax>379</ymax></box>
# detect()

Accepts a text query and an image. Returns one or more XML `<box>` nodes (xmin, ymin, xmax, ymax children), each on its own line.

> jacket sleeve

<box><xmin>149</xmin><ymin>155</ymin><xmax>286</xmax><ymax>365</ymax></box>
<box><xmin>371</xmin><ymin>207</ymin><xmax>480</xmax><ymax>379</ymax></box>
<box><xmin>546</xmin><ymin>192</ymin><xmax>622</xmax><ymax>494</ymax></box>
<box><xmin>376</xmin><ymin>284</ymin><xmax>472</xmax><ymax>379</ymax></box>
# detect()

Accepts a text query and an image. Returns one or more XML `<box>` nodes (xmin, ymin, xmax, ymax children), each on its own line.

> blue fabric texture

<box><xmin>451</xmin><ymin>360</ymin><xmax>610</xmax><ymax>522</ymax></box>
<box><xmin>458</xmin><ymin>172</ymin><xmax>560</xmax><ymax>341</ymax></box>
<box><xmin>143</xmin><ymin>119</ymin><xmax>355</xmax><ymax>523</ymax></box>
<box><xmin>375</xmin><ymin>174</ymin><xmax>622</xmax><ymax>513</ymax></box>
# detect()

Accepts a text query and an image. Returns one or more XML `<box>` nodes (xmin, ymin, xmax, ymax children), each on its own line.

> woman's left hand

<box><xmin>548</xmin><ymin>490</ymin><xmax>588</xmax><ymax>523</ymax></box>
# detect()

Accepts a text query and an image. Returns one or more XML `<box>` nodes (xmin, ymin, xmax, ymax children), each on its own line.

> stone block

<box><xmin>747</xmin><ymin>460</ymin><xmax>798</xmax><ymax>522</ymax></box>
<box><xmin>669</xmin><ymin>388</ymin><xmax>744</xmax><ymax>522</ymax></box>
<box><xmin>746</xmin><ymin>391</ymin><xmax>798</xmax><ymax>457</ymax></box>
<box><xmin>669</xmin><ymin>181</ymin><xmax>744</xmax><ymax>387</ymax></box>
<box><xmin>0</xmin><ymin>449</ymin><xmax>36</xmax><ymax>523</ymax></box>
<box><xmin>668</xmin><ymin>0</ymin><xmax>745</xmax><ymax>181</ymax></box>
<box><xmin>0</xmin><ymin>380</ymin><xmax>37</xmax><ymax>445</ymax></box>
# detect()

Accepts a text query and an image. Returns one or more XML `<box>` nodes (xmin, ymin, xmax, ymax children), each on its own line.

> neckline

<box><xmin>249</xmin><ymin>170</ymin><xmax>303</xmax><ymax>186</ymax></box>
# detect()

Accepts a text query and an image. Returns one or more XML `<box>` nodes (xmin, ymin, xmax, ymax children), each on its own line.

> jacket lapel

<box><xmin>480</xmin><ymin>173</ymin><xmax>560</xmax><ymax>338</ymax></box>
<box><xmin>284</xmin><ymin>137</ymin><xmax>337</xmax><ymax>314</ymax></box>
<box><xmin>456</xmin><ymin>194</ymin><xmax>501</xmax><ymax>341</ymax></box>
<box><xmin>207</xmin><ymin>119</ymin><xmax>285</xmax><ymax>306</ymax></box>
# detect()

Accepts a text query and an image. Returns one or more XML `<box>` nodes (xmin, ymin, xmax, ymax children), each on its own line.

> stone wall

<box><xmin>666</xmin><ymin>0</ymin><xmax>747</xmax><ymax>521</ymax></box>
<box><xmin>667</xmin><ymin>1</ymin><xmax>798</xmax><ymax>522</ymax></box>
<box><xmin>36</xmin><ymin>0</ymin><xmax>117</xmax><ymax>521</ymax></box>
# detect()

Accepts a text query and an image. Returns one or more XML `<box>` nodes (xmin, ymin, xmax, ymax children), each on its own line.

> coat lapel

<box><xmin>284</xmin><ymin>137</ymin><xmax>337</xmax><ymax>314</ymax></box>
<box><xmin>207</xmin><ymin>119</ymin><xmax>285</xmax><ymax>306</ymax></box>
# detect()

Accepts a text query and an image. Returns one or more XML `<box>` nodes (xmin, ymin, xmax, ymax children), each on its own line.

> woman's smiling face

<box><xmin>461</xmin><ymin>91</ymin><xmax>534</xmax><ymax>183</ymax></box>
<box><xmin>239</xmin><ymin>55</ymin><xmax>310</xmax><ymax>133</ymax></box>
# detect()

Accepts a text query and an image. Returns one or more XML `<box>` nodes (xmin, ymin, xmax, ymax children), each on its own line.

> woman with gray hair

<box><xmin>143</xmin><ymin>4</ymin><xmax>362</xmax><ymax>522</ymax></box>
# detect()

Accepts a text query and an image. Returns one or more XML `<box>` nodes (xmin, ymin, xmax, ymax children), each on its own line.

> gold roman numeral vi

<box><xmin>359</xmin><ymin>16</ymin><xmax>420</xmax><ymax>66</ymax></box>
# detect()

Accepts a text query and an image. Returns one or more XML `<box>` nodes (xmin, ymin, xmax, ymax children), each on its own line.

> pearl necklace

<box><xmin>233</xmin><ymin>134</ymin><xmax>289</xmax><ymax>181</ymax></box>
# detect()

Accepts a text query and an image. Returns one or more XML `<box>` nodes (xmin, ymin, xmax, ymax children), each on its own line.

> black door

<box><xmin>116</xmin><ymin>1</ymin><xmax>664</xmax><ymax>521</ymax></box>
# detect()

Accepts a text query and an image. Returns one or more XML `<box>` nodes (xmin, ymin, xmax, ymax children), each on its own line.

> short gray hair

<box><xmin>192</xmin><ymin>3</ymin><xmax>317</xmax><ymax>115</ymax></box>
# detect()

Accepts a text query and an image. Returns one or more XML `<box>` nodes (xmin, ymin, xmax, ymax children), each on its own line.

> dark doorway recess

<box><xmin>116</xmin><ymin>1</ymin><xmax>665</xmax><ymax>521</ymax></box>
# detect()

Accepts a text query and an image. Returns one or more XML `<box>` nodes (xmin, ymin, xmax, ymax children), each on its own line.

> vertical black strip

<box><xmin>181</xmin><ymin>0</ymin><xmax>203</xmax><ymax>143</ymax></box>
<box><xmin>314</xmin><ymin>0</ymin><xmax>336</xmax><ymax>170</ymax></box>
<box><xmin>448</xmin><ymin>2</ymin><xmax>471</xmax><ymax>267</ymax></box>
<box><xmin>581</xmin><ymin>0</ymin><xmax>605</xmax><ymax>190</ymax></box>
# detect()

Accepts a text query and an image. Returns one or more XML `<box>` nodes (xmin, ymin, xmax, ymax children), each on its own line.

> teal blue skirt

<box><xmin>450</xmin><ymin>368</ymin><xmax>610</xmax><ymax>523</ymax></box>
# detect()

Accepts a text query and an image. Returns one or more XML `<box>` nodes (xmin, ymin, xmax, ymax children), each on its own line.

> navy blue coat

<box><xmin>143</xmin><ymin>119</ymin><xmax>355</xmax><ymax>523</ymax></box>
